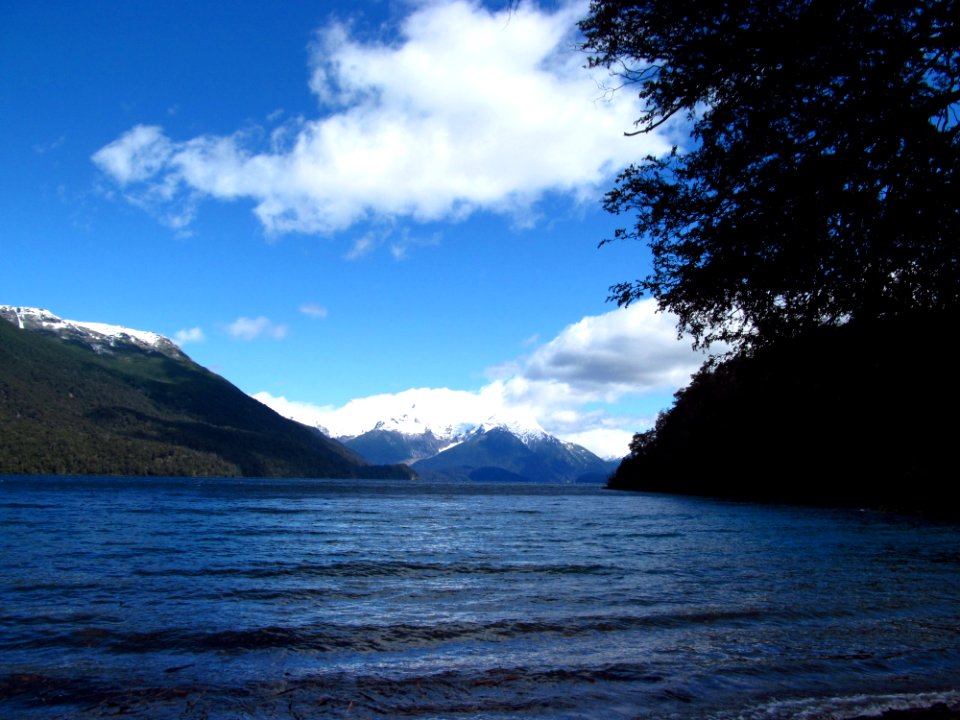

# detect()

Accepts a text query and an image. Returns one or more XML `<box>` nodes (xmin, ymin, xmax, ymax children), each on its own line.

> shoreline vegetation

<box><xmin>607</xmin><ymin>312</ymin><xmax>960</xmax><ymax>521</ymax></box>
<box><xmin>583</xmin><ymin>0</ymin><xmax>959</xmax><ymax>523</ymax></box>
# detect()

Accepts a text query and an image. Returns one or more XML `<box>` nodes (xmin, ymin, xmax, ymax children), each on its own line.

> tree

<box><xmin>581</xmin><ymin>0</ymin><xmax>960</xmax><ymax>350</ymax></box>
<box><xmin>606</xmin><ymin>310</ymin><xmax>960</xmax><ymax>515</ymax></box>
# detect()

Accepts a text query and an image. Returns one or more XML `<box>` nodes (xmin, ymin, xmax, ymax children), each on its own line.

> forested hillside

<box><xmin>0</xmin><ymin>317</ymin><xmax>412</xmax><ymax>479</ymax></box>
<box><xmin>609</xmin><ymin>313</ymin><xmax>959</xmax><ymax>516</ymax></box>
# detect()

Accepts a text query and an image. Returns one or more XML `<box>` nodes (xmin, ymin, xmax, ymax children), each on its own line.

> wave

<box><xmin>1</xmin><ymin>606</ymin><xmax>864</xmax><ymax>655</ymax></box>
<box><xmin>130</xmin><ymin>559</ymin><xmax>623</xmax><ymax>579</ymax></box>
<box><xmin>4</xmin><ymin>665</ymin><xmax>957</xmax><ymax>720</ymax></box>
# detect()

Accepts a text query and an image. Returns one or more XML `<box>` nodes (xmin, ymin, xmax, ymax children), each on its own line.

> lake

<box><xmin>1</xmin><ymin>476</ymin><xmax>958</xmax><ymax>719</ymax></box>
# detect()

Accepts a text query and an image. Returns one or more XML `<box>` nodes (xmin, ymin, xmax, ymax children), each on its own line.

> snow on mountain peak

<box><xmin>70</xmin><ymin>320</ymin><xmax>168</xmax><ymax>348</ymax></box>
<box><xmin>375</xmin><ymin>413</ymin><xmax>429</xmax><ymax>435</ymax></box>
<box><xmin>0</xmin><ymin>305</ymin><xmax>182</xmax><ymax>358</ymax></box>
<box><xmin>255</xmin><ymin>387</ymin><xmax>557</xmax><ymax>451</ymax></box>
<box><xmin>367</xmin><ymin>408</ymin><xmax>548</xmax><ymax>448</ymax></box>
<box><xmin>1</xmin><ymin>306</ymin><xmax>62</xmax><ymax>330</ymax></box>
<box><xmin>471</xmin><ymin>415</ymin><xmax>549</xmax><ymax>446</ymax></box>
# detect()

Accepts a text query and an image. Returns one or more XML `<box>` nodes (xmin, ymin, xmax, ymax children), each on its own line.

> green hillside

<box><xmin>0</xmin><ymin>319</ymin><xmax>412</xmax><ymax>479</ymax></box>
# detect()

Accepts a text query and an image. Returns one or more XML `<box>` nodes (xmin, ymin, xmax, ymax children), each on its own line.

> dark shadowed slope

<box><xmin>609</xmin><ymin>313</ymin><xmax>959</xmax><ymax>517</ymax></box>
<box><xmin>411</xmin><ymin>426</ymin><xmax>617</xmax><ymax>483</ymax></box>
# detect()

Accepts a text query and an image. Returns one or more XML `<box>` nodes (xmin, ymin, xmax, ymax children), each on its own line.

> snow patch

<box><xmin>364</xmin><ymin>412</ymin><xmax>549</xmax><ymax>448</ymax></box>
<box><xmin>0</xmin><ymin>305</ymin><xmax>181</xmax><ymax>356</ymax></box>
<box><xmin>69</xmin><ymin>320</ymin><xmax>168</xmax><ymax>349</ymax></box>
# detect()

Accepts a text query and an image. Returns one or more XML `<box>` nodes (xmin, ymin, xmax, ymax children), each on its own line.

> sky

<box><xmin>1</xmin><ymin>0</ymin><xmax>712</xmax><ymax>458</ymax></box>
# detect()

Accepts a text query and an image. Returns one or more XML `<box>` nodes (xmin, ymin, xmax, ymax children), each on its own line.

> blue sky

<box><xmin>2</xmin><ymin>0</ymin><xmax>711</xmax><ymax>457</ymax></box>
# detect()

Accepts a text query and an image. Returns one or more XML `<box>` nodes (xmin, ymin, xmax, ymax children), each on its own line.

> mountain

<box><xmin>410</xmin><ymin>423</ymin><xmax>617</xmax><ymax>483</ymax></box>
<box><xmin>341</xmin><ymin>425</ymin><xmax>451</xmax><ymax>465</ymax></box>
<box><xmin>1</xmin><ymin>306</ymin><xmax>187</xmax><ymax>359</ymax></box>
<box><xmin>0</xmin><ymin>306</ymin><xmax>412</xmax><ymax>480</ymax></box>
<box><xmin>333</xmin><ymin>411</ymin><xmax>617</xmax><ymax>483</ymax></box>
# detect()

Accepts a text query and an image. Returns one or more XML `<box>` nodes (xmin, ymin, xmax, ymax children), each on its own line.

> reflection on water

<box><xmin>1</xmin><ymin>476</ymin><xmax>959</xmax><ymax>719</ymax></box>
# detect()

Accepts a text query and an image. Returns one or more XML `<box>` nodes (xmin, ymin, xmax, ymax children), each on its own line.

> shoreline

<box><xmin>847</xmin><ymin>704</ymin><xmax>960</xmax><ymax>720</ymax></box>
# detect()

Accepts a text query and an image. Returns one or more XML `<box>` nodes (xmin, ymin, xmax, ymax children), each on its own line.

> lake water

<box><xmin>1</xmin><ymin>477</ymin><xmax>958</xmax><ymax>719</ymax></box>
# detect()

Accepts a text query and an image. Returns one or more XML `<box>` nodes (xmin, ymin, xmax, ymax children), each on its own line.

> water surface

<box><xmin>1</xmin><ymin>476</ymin><xmax>958</xmax><ymax>718</ymax></box>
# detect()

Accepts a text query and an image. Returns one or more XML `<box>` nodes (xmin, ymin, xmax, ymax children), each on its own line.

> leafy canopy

<box><xmin>581</xmin><ymin>0</ymin><xmax>960</xmax><ymax>349</ymax></box>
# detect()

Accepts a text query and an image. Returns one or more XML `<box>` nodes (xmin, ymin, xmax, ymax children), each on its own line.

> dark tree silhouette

<box><xmin>606</xmin><ymin>311</ymin><xmax>960</xmax><ymax>515</ymax></box>
<box><xmin>582</xmin><ymin>0</ymin><xmax>960</xmax><ymax>350</ymax></box>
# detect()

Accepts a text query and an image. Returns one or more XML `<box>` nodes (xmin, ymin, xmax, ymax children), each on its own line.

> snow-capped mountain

<box><xmin>0</xmin><ymin>305</ymin><xmax>413</xmax><ymax>479</ymax></box>
<box><xmin>255</xmin><ymin>392</ymin><xmax>619</xmax><ymax>482</ymax></box>
<box><xmin>337</xmin><ymin>411</ymin><xmax>616</xmax><ymax>483</ymax></box>
<box><xmin>362</xmin><ymin>411</ymin><xmax>550</xmax><ymax>447</ymax></box>
<box><xmin>409</xmin><ymin>425</ymin><xmax>618</xmax><ymax>484</ymax></box>
<box><xmin>1</xmin><ymin>305</ymin><xmax>411</xmax><ymax>479</ymax></box>
<box><xmin>343</xmin><ymin>427</ymin><xmax>450</xmax><ymax>466</ymax></box>
<box><xmin>337</xmin><ymin>410</ymin><xmax>550</xmax><ymax>462</ymax></box>
<box><xmin>0</xmin><ymin>306</ymin><xmax>184</xmax><ymax>360</ymax></box>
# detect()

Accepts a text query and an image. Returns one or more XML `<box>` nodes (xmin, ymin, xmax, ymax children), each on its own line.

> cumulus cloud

<box><xmin>225</xmin><ymin>316</ymin><xmax>288</xmax><ymax>340</ymax></box>
<box><xmin>521</xmin><ymin>301</ymin><xmax>700</xmax><ymax>394</ymax></box>
<box><xmin>93</xmin><ymin>125</ymin><xmax>173</xmax><ymax>184</ymax></box>
<box><xmin>559</xmin><ymin>427</ymin><xmax>637</xmax><ymax>461</ymax></box>
<box><xmin>173</xmin><ymin>327</ymin><xmax>205</xmax><ymax>346</ymax></box>
<box><xmin>92</xmin><ymin>1</ymin><xmax>668</xmax><ymax>236</ymax></box>
<box><xmin>255</xmin><ymin>301</ymin><xmax>714</xmax><ymax>458</ymax></box>
<box><xmin>256</xmin><ymin>386</ymin><xmax>512</xmax><ymax>439</ymax></box>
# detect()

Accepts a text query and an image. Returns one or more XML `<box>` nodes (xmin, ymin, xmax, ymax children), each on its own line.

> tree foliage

<box><xmin>582</xmin><ymin>0</ymin><xmax>960</xmax><ymax>349</ymax></box>
<box><xmin>606</xmin><ymin>311</ymin><xmax>960</xmax><ymax>516</ymax></box>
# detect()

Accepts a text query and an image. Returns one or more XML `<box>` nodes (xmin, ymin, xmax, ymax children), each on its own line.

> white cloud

<box><xmin>92</xmin><ymin>1</ymin><xmax>668</xmax><ymax>236</ymax></box>
<box><xmin>256</xmin><ymin>386</ymin><xmax>510</xmax><ymax>439</ymax></box>
<box><xmin>252</xmin><ymin>393</ymin><xmax>338</xmax><ymax>433</ymax></box>
<box><xmin>225</xmin><ymin>316</ymin><xmax>288</xmax><ymax>340</ymax></box>
<box><xmin>345</xmin><ymin>235</ymin><xmax>376</xmax><ymax>260</ymax></box>
<box><xmin>254</xmin><ymin>301</ymin><xmax>713</xmax><ymax>458</ymax></box>
<box><xmin>173</xmin><ymin>326</ymin><xmax>205</xmax><ymax>346</ymax></box>
<box><xmin>93</xmin><ymin>125</ymin><xmax>173</xmax><ymax>184</ymax></box>
<box><xmin>521</xmin><ymin>300</ymin><xmax>702</xmax><ymax>394</ymax></box>
<box><xmin>560</xmin><ymin>427</ymin><xmax>637</xmax><ymax>461</ymax></box>
<box><xmin>299</xmin><ymin>302</ymin><xmax>328</xmax><ymax>318</ymax></box>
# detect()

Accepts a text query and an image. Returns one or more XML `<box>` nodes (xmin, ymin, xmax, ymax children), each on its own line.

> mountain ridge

<box><xmin>0</xmin><ymin>306</ymin><xmax>412</xmax><ymax>480</ymax></box>
<box><xmin>409</xmin><ymin>426</ymin><xmax>617</xmax><ymax>484</ymax></box>
<box><xmin>1</xmin><ymin>306</ymin><xmax>185</xmax><ymax>360</ymax></box>
<box><xmin>257</xmin><ymin>388</ymin><xmax>620</xmax><ymax>483</ymax></box>
<box><xmin>339</xmin><ymin>421</ymin><xmax>617</xmax><ymax>484</ymax></box>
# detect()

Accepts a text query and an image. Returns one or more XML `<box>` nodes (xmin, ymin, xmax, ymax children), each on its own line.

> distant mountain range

<box><xmin>329</xmin><ymin>414</ymin><xmax>618</xmax><ymax>484</ymax></box>
<box><xmin>0</xmin><ymin>306</ymin><xmax>411</xmax><ymax>480</ymax></box>
<box><xmin>1</xmin><ymin>305</ymin><xmax>618</xmax><ymax>483</ymax></box>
